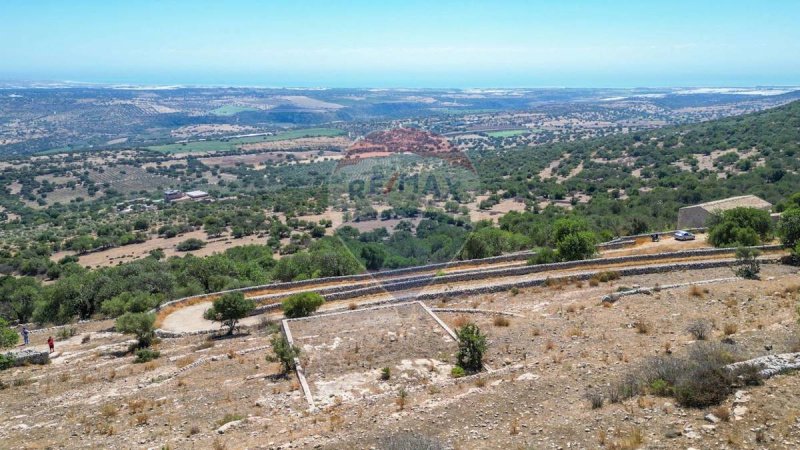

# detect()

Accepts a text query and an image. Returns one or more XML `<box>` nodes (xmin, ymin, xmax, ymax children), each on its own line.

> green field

<box><xmin>209</xmin><ymin>105</ymin><xmax>259</xmax><ymax>116</ymax></box>
<box><xmin>485</xmin><ymin>129</ymin><xmax>531</xmax><ymax>138</ymax></box>
<box><xmin>146</xmin><ymin>127</ymin><xmax>346</xmax><ymax>154</ymax></box>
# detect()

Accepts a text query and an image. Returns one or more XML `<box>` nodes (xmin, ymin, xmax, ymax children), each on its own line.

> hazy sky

<box><xmin>1</xmin><ymin>0</ymin><xmax>799</xmax><ymax>87</ymax></box>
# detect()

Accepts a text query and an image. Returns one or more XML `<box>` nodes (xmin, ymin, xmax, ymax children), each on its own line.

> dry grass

<box><xmin>689</xmin><ymin>285</ymin><xmax>705</xmax><ymax>298</ymax></box>
<box><xmin>566</xmin><ymin>304</ymin><xmax>577</xmax><ymax>313</ymax></box>
<box><xmin>608</xmin><ymin>427</ymin><xmax>645</xmax><ymax>450</ymax></box>
<box><xmin>566</xmin><ymin>326</ymin><xmax>584</xmax><ymax>337</ymax></box>
<box><xmin>711</xmin><ymin>405</ymin><xmax>731</xmax><ymax>422</ymax></box>
<box><xmin>100</xmin><ymin>404</ymin><xmax>118</xmax><ymax>418</ymax></box>
<box><xmin>493</xmin><ymin>316</ymin><xmax>510</xmax><ymax>327</ymax></box>
<box><xmin>176</xmin><ymin>356</ymin><xmax>196</xmax><ymax>368</ymax></box>
<box><xmin>633</xmin><ymin>320</ymin><xmax>651</xmax><ymax>335</ymax></box>
<box><xmin>545</xmin><ymin>340</ymin><xmax>555</xmax><ymax>351</ymax></box>
<box><xmin>510</xmin><ymin>418</ymin><xmax>519</xmax><ymax>435</ymax></box>
<box><xmin>723</xmin><ymin>323</ymin><xmax>738</xmax><ymax>336</ymax></box>
<box><xmin>453</xmin><ymin>315</ymin><xmax>470</xmax><ymax>328</ymax></box>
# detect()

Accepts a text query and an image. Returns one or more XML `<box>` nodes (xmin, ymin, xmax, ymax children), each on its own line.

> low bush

<box><xmin>586</xmin><ymin>391</ymin><xmax>604</xmax><ymax>409</ymax></box>
<box><xmin>134</xmin><ymin>348</ymin><xmax>160</xmax><ymax>363</ymax></box>
<box><xmin>176</xmin><ymin>238</ymin><xmax>206</xmax><ymax>252</ymax></box>
<box><xmin>380</xmin><ymin>367</ymin><xmax>391</xmax><ymax>381</ymax></box>
<box><xmin>608</xmin><ymin>342</ymin><xmax>739</xmax><ymax>408</ymax></box>
<box><xmin>450</xmin><ymin>366</ymin><xmax>465</xmax><ymax>378</ymax></box>
<box><xmin>733</xmin><ymin>247</ymin><xmax>761</xmax><ymax>280</ymax></box>
<box><xmin>282</xmin><ymin>292</ymin><xmax>325</xmax><ymax>319</ymax></box>
<box><xmin>0</xmin><ymin>353</ymin><xmax>16</xmax><ymax>370</ymax></box>
<box><xmin>56</xmin><ymin>326</ymin><xmax>77</xmax><ymax>341</ymax></box>
<box><xmin>687</xmin><ymin>320</ymin><xmax>711</xmax><ymax>340</ymax></box>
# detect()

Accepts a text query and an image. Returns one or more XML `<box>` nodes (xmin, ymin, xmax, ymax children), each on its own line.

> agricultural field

<box><xmin>485</xmin><ymin>129</ymin><xmax>531</xmax><ymax>138</ymax></box>
<box><xmin>145</xmin><ymin>127</ymin><xmax>346</xmax><ymax>154</ymax></box>
<box><xmin>208</xmin><ymin>105</ymin><xmax>259</xmax><ymax>116</ymax></box>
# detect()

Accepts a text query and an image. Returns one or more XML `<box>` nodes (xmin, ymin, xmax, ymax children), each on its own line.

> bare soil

<box><xmin>3</xmin><ymin>264</ymin><xmax>800</xmax><ymax>449</ymax></box>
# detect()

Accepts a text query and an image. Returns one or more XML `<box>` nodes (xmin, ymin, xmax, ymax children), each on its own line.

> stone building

<box><xmin>677</xmin><ymin>195</ymin><xmax>772</xmax><ymax>229</ymax></box>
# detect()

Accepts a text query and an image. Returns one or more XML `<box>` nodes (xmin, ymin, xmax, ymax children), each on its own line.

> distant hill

<box><xmin>473</xmin><ymin>99</ymin><xmax>800</xmax><ymax>234</ymax></box>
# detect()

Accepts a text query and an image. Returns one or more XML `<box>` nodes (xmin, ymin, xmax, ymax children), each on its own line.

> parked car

<box><xmin>674</xmin><ymin>230</ymin><xmax>695</xmax><ymax>241</ymax></box>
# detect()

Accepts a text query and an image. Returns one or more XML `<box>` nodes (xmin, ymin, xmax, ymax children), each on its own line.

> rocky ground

<box><xmin>2</xmin><ymin>264</ymin><xmax>800</xmax><ymax>449</ymax></box>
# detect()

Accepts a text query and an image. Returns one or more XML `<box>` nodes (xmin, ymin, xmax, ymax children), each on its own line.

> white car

<box><xmin>674</xmin><ymin>230</ymin><xmax>696</xmax><ymax>241</ymax></box>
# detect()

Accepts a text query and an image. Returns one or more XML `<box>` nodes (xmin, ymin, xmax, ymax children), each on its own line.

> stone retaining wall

<box><xmin>3</xmin><ymin>349</ymin><xmax>50</xmax><ymax>367</ymax></box>
<box><xmin>320</xmin><ymin>246</ymin><xmax>782</xmax><ymax>303</ymax></box>
<box><xmin>152</xmin><ymin>227</ymin><xmax>719</xmax><ymax>314</ymax></box>
<box><xmin>726</xmin><ymin>352</ymin><xmax>800</xmax><ymax>378</ymax></box>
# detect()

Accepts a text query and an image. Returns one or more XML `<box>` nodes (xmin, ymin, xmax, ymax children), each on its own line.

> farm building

<box><xmin>163</xmin><ymin>189</ymin><xmax>183</xmax><ymax>202</ymax></box>
<box><xmin>185</xmin><ymin>190</ymin><xmax>210</xmax><ymax>200</ymax></box>
<box><xmin>677</xmin><ymin>195</ymin><xmax>772</xmax><ymax>229</ymax></box>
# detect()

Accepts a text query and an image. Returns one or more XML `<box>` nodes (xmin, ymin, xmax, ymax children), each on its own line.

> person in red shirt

<box><xmin>47</xmin><ymin>336</ymin><xmax>54</xmax><ymax>353</ymax></box>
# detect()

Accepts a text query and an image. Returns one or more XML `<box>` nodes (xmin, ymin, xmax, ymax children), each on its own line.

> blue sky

<box><xmin>1</xmin><ymin>0</ymin><xmax>799</xmax><ymax>88</ymax></box>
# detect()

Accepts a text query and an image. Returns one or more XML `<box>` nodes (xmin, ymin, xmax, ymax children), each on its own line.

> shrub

<box><xmin>176</xmin><ymin>238</ymin><xmax>206</xmax><ymax>252</ymax></box>
<box><xmin>134</xmin><ymin>348</ymin><xmax>160</xmax><ymax>363</ymax></box>
<box><xmin>687</xmin><ymin>320</ymin><xmax>710</xmax><ymax>340</ymax></box>
<box><xmin>282</xmin><ymin>292</ymin><xmax>325</xmax><ymax>318</ymax></box>
<box><xmin>455</xmin><ymin>323</ymin><xmax>487</xmax><ymax>373</ymax></box>
<box><xmin>56</xmin><ymin>326</ymin><xmax>77</xmax><ymax>341</ymax></box>
<box><xmin>723</xmin><ymin>323</ymin><xmax>738</xmax><ymax>335</ymax></box>
<box><xmin>270</xmin><ymin>334</ymin><xmax>300</xmax><ymax>375</ymax></box>
<box><xmin>203</xmin><ymin>292</ymin><xmax>255</xmax><ymax>335</ymax></box>
<box><xmin>115</xmin><ymin>312</ymin><xmax>156</xmax><ymax>348</ymax></box>
<box><xmin>708</xmin><ymin>207</ymin><xmax>772</xmax><ymax>247</ymax></box>
<box><xmin>450</xmin><ymin>366</ymin><xmax>465</xmax><ymax>378</ymax></box>
<box><xmin>528</xmin><ymin>247</ymin><xmax>558</xmax><ymax>265</ymax></box>
<box><xmin>777</xmin><ymin>207</ymin><xmax>800</xmax><ymax>248</ymax></box>
<box><xmin>0</xmin><ymin>353</ymin><xmax>16</xmax><ymax>370</ymax></box>
<box><xmin>733</xmin><ymin>247</ymin><xmax>761</xmax><ymax>280</ymax></box>
<box><xmin>594</xmin><ymin>271</ymin><xmax>620</xmax><ymax>283</ymax></box>
<box><xmin>557</xmin><ymin>231</ymin><xmax>597</xmax><ymax>262</ymax></box>
<box><xmin>0</xmin><ymin>318</ymin><xmax>19</xmax><ymax>349</ymax></box>
<box><xmin>380</xmin><ymin>367</ymin><xmax>391</xmax><ymax>381</ymax></box>
<box><xmin>586</xmin><ymin>392</ymin><xmax>604</xmax><ymax>409</ymax></box>
<box><xmin>649</xmin><ymin>378</ymin><xmax>671</xmax><ymax>396</ymax></box>
<box><xmin>609</xmin><ymin>342</ymin><xmax>738</xmax><ymax>408</ymax></box>
<box><xmin>217</xmin><ymin>413</ymin><xmax>244</xmax><ymax>427</ymax></box>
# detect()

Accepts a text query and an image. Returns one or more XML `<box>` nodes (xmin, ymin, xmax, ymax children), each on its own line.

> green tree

<box><xmin>778</xmin><ymin>208</ymin><xmax>800</xmax><ymax>249</ymax></box>
<box><xmin>0</xmin><ymin>318</ymin><xmax>19</xmax><ymax>349</ymax></box>
<box><xmin>708</xmin><ymin>207</ymin><xmax>772</xmax><ymax>248</ymax></box>
<box><xmin>556</xmin><ymin>231</ymin><xmax>597</xmax><ymax>261</ymax></box>
<box><xmin>282</xmin><ymin>292</ymin><xmax>324</xmax><ymax>318</ymax></box>
<box><xmin>361</xmin><ymin>243</ymin><xmax>387</xmax><ymax>270</ymax></box>
<box><xmin>203</xmin><ymin>292</ymin><xmax>255</xmax><ymax>335</ymax></box>
<box><xmin>176</xmin><ymin>238</ymin><xmax>206</xmax><ymax>251</ymax></box>
<box><xmin>115</xmin><ymin>312</ymin><xmax>156</xmax><ymax>348</ymax></box>
<box><xmin>455</xmin><ymin>323</ymin><xmax>487</xmax><ymax>373</ymax></box>
<box><xmin>270</xmin><ymin>333</ymin><xmax>300</xmax><ymax>375</ymax></box>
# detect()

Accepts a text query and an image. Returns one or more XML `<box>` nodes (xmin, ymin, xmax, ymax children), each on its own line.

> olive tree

<box><xmin>203</xmin><ymin>292</ymin><xmax>255</xmax><ymax>335</ymax></box>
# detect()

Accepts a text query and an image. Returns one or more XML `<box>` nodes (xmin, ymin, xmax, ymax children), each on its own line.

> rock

<box><xmin>217</xmin><ymin>419</ymin><xmax>244</xmax><ymax>434</ymax></box>
<box><xmin>734</xmin><ymin>390</ymin><xmax>751</xmax><ymax>403</ymax></box>
<box><xmin>704</xmin><ymin>413</ymin><xmax>720</xmax><ymax>424</ymax></box>
<box><xmin>733</xmin><ymin>406</ymin><xmax>748</xmax><ymax>420</ymax></box>
<box><xmin>515</xmin><ymin>373</ymin><xmax>538</xmax><ymax>381</ymax></box>
<box><xmin>664</xmin><ymin>429</ymin><xmax>681</xmax><ymax>438</ymax></box>
<box><xmin>701</xmin><ymin>425</ymin><xmax>716</xmax><ymax>431</ymax></box>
